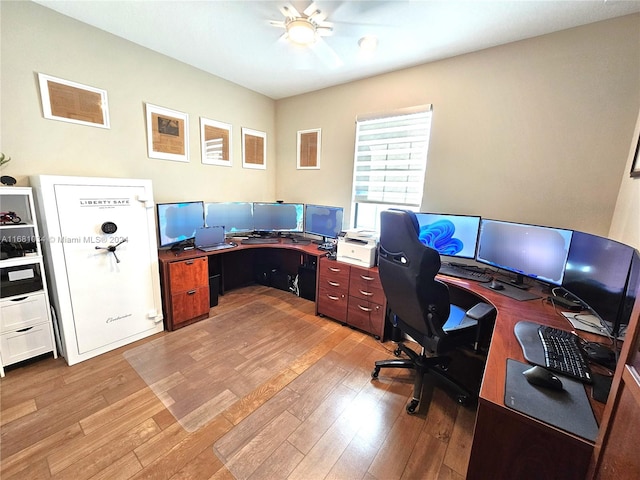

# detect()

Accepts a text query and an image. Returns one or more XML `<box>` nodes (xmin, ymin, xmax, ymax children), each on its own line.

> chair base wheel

<box><xmin>371</xmin><ymin>368</ymin><xmax>380</xmax><ymax>379</ymax></box>
<box><xmin>393</xmin><ymin>347</ymin><xmax>402</xmax><ymax>357</ymax></box>
<box><xmin>406</xmin><ymin>399</ymin><xmax>419</xmax><ymax>414</ymax></box>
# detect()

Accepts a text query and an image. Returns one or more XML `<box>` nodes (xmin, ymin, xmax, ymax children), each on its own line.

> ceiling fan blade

<box><xmin>303</xmin><ymin>2</ymin><xmax>320</xmax><ymax>18</ymax></box>
<box><xmin>269</xmin><ymin>20</ymin><xmax>286</xmax><ymax>29</ymax></box>
<box><xmin>280</xmin><ymin>3</ymin><xmax>301</xmax><ymax>19</ymax></box>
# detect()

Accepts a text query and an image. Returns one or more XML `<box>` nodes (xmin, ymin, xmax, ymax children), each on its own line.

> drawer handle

<box><xmin>359</xmin><ymin>290</ymin><xmax>373</xmax><ymax>296</ymax></box>
<box><xmin>326</xmin><ymin>294</ymin><xmax>340</xmax><ymax>301</ymax></box>
<box><xmin>328</xmin><ymin>281</ymin><xmax>340</xmax><ymax>287</ymax></box>
<box><xmin>185</xmin><ymin>260</ymin><xmax>194</xmax><ymax>265</ymax></box>
<box><xmin>16</xmin><ymin>327</ymin><xmax>34</xmax><ymax>333</ymax></box>
<box><xmin>10</xmin><ymin>296</ymin><xmax>29</xmax><ymax>302</ymax></box>
<box><xmin>328</xmin><ymin>267</ymin><xmax>341</xmax><ymax>272</ymax></box>
<box><xmin>360</xmin><ymin>275</ymin><xmax>375</xmax><ymax>281</ymax></box>
<box><xmin>187</xmin><ymin>289</ymin><xmax>197</xmax><ymax>295</ymax></box>
<box><xmin>357</xmin><ymin>305</ymin><xmax>373</xmax><ymax>312</ymax></box>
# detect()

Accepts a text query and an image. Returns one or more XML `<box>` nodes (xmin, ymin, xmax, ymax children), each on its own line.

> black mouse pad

<box><xmin>504</xmin><ymin>359</ymin><xmax>599</xmax><ymax>442</ymax></box>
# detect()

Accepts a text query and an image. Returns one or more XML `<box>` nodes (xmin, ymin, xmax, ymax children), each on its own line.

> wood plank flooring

<box><xmin>0</xmin><ymin>285</ymin><xmax>481</xmax><ymax>479</ymax></box>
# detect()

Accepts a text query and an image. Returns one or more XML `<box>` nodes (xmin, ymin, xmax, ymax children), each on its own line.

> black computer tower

<box><xmin>298</xmin><ymin>264</ymin><xmax>316</xmax><ymax>301</ymax></box>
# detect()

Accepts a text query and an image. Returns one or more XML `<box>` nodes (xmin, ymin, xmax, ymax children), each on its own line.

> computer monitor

<box><xmin>476</xmin><ymin>219</ymin><xmax>573</xmax><ymax>287</ymax></box>
<box><xmin>156</xmin><ymin>201</ymin><xmax>205</xmax><ymax>248</ymax></box>
<box><xmin>205</xmin><ymin>202</ymin><xmax>254</xmax><ymax>234</ymax></box>
<box><xmin>414</xmin><ymin>213</ymin><xmax>480</xmax><ymax>259</ymax></box>
<box><xmin>304</xmin><ymin>204</ymin><xmax>344</xmax><ymax>241</ymax></box>
<box><xmin>562</xmin><ymin>231</ymin><xmax>635</xmax><ymax>336</ymax></box>
<box><xmin>252</xmin><ymin>202</ymin><xmax>304</xmax><ymax>234</ymax></box>
<box><xmin>617</xmin><ymin>248</ymin><xmax>640</xmax><ymax>338</ymax></box>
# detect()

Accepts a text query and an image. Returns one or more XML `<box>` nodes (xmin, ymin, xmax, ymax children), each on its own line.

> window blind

<box><xmin>352</xmin><ymin>106</ymin><xmax>432</xmax><ymax>207</ymax></box>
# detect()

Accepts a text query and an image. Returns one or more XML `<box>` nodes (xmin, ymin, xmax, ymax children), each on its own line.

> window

<box><xmin>350</xmin><ymin>106</ymin><xmax>432</xmax><ymax>230</ymax></box>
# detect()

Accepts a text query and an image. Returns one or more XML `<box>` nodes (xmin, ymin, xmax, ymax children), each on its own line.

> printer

<box><xmin>337</xmin><ymin>229</ymin><xmax>378</xmax><ymax>268</ymax></box>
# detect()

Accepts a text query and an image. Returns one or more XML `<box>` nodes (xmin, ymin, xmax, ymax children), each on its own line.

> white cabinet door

<box><xmin>52</xmin><ymin>184</ymin><xmax>160</xmax><ymax>354</ymax></box>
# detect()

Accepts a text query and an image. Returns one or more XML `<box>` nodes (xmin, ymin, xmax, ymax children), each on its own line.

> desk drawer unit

<box><xmin>317</xmin><ymin>258</ymin><xmax>350</xmax><ymax>323</ymax></box>
<box><xmin>167</xmin><ymin>257</ymin><xmax>209</xmax><ymax>330</ymax></box>
<box><xmin>348</xmin><ymin>265</ymin><xmax>386</xmax><ymax>339</ymax></box>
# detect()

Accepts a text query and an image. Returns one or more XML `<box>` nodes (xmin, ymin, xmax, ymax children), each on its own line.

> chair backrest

<box><xmin>378</xmin><ymin>209</ymin><xmax>451</xmax><ymax>352</ymax></box>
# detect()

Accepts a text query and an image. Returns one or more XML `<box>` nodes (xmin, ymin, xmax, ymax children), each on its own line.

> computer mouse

<box><xmin>523</xmin><ymin>365</ymin><xmax>564</xmax><ymax>391</ymax></box>
<box><xmin>488</xmin><ymin>279</ymin><xmax>504</xmax><ymax>290</ymax></box>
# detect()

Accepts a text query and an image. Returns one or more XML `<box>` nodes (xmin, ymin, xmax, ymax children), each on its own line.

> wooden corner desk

<box><xmin>439</xmin><ymin>274</ymin><xmax>608</xmax><ymax>480</ymax></box>
<box><xmin>159</xmin><ymin>241</ymin><xmax>608</xmax><ymax>478</ymax></box>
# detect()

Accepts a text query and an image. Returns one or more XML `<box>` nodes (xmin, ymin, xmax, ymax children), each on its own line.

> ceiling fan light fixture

<box><xmin>287</xmin><ymin>18</ymin><xmax>317</xmax><ymax>45</ymax></box>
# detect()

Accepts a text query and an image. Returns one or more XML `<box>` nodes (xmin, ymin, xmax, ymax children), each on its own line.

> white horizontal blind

<box><xmin>352</xmin><ymin>107</ymin><xmax>432</xmax><ymax>208</ymax></box>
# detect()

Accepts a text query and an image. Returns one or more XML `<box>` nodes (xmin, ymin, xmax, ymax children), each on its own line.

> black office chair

<box><xmin>372</xmin><ymin>209</ymin><xmax>495</xmax><ymax>414</ymax></box>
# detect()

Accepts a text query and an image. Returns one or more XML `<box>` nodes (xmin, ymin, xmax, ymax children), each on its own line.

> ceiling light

<box><xmin>358</xmin><ymin>35</ymin><xmax>378</xmax><ymax>52</ymax></box>
<box><xmin>287</xmin><ymin>18</ymin><xmax>317</xmax><ymax>45</ymax></box>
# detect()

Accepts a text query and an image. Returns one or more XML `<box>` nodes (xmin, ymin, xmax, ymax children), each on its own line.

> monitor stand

<box><xmin>503</xmin><ymin>273</ymin><xmax>530</xmax><ymax>290</ymax></box>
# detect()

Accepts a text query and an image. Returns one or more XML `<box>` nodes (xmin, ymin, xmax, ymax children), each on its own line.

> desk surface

<box><xmin>437</xmin><ymin>273</ymin><xmax>607</xmax><ymax>424</ymax></box>
<box><xmin>158</xmin><ymin>238</ymin><xmax>326</xmax><ymax>263</ymax></box>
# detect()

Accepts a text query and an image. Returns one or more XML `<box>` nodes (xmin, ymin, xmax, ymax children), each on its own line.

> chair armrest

<box><xmin>465</xmin><ymin>302</ymin><xmax>496</xmax><ymax>321</ymax></box>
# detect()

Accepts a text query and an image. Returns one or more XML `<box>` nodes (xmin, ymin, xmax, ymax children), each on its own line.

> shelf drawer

<box><xmin>169</xmin><ymin>258</ymin><xmax>208</xmax><ymax>292</ymax></box>
<box><xmin>318</xmin><ymin>258</ymin><xmax>350</xmax><ymax>290</ymax></box>
<box><xmin>0</xmin><ymin>292</ymin><xmax>48</xmax><ymax>331</ymax></box>
<box><xmin>317</xmin><ymin>286</ymin><xmax>348</xmax><ymax>323</ymax></box>
<box><xmin>347</xmin><ymin>297</ymin><xmax>385</xmax><ymax>338</ymax></box>
<box><xmin>349</xmin><ymin>266</ymin><xmax>384</xmax><ymax>304</ymax></box>
<box><xmin>0</xmin><ymin>323</ymin><xmax>53</xmax><ymax>367</ymax></box>
<box><xmin>171</xmin><ymin>285</ymin><xmax>209</xmax><ymax>327</ymax></box>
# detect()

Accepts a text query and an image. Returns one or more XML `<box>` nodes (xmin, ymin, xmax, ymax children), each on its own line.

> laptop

<box><xmin>194</xmin><ymin>226</ymin><xmax>236</xmax><ymax>252</ymax></box>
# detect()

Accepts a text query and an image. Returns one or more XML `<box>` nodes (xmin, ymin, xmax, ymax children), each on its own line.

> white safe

<box><xmin>30</xmin><ymin>175</ymin><xmax>164</xmax><ymax>365</ymax></box>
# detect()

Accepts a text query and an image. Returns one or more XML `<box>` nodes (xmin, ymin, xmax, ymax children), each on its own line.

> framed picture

<box><xmin>297</xmin><ymin>128</ymin><xmax>321</xmax><ymax>169</ymax></box>
<box><xmin>631</xmin><ymin>138</ymin><xmax>640</xmax><ymax>178</ymax></box>
<box><xmin>242</xmin><ymin>128</ymin><xmax>266</xmax><ymax>170</ymax></box>
<box><xmin>200</xmin><ymin>118</ymin><xmax>232</xmax><ymax>166</ymax></box>
<box><xmin>145</xmin><ymin>103</ymin><xmax>189</xmax><ymax>162</ymax></box>
<box><xmin>37</xmin><ymin>73</ymin><xmax>109</xmax><ymax>129</ymax></box>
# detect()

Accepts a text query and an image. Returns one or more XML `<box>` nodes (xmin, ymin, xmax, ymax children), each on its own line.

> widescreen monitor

<box><xmin>562</xmin><ymin>231</ymin><xmax>635</xmax><ymax>335</ymax></box>
<box><xmin>156</xmin><ymin>201</ymin><xmax>204</xmax><ymax>248</ymax></box>
<box><xmin>304</xmin><ymin>204</ymin><xmax>344</xmax><ymax>240</ymax></box>
<box><xmin>617</xmin><ymin>249</ymin><xmax>640</xmax><ymax>337</ymax></box>
<box><xmin>205</xmin><ymin>202</ymin><xmax>254</xmax><ymax>234</ymax></box>
<box><xmin>253</xmin><ymin>202</ymin><xmax>304</xmax><ymax>233</ymax></box>
<box><xmin>476</xmin><ymin>219</ymin><xmax>573</xmax><ymax>286</ymax></box>
<box><xmin>414</xmin><ymin>213</ymin><xmax>480</xmax><ymax>259</ymax></box>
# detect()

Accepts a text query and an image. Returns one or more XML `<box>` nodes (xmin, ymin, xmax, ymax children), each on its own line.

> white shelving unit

<box><xmin>0</xmin><ymin>186</ymin><xmax>57</xmax><ymax>377</ymax></box>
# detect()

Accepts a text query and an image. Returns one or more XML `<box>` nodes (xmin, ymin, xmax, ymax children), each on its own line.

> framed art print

<box><xmin>146</xmin><ymin>103</ymin><xmax>189</xmax><ymax>162</ymax></box>
<box><xmin>38</xmin><ymin>73</ymin><xmax>109</xmax><ymax>129</ymax></box>
<box><xmin>200</xmin><ymin>117</ymin><xmax>232</xmax><ymax>166</ymax></box>
<box><xmin>297</xmin><ymin>128</ymin><xmax>321</xmax><ymax>169</ymax></box>
<box><xmin>242</xmin><ymin>127</ymin><xmax>266</xmax><ymax>170</ymax></box>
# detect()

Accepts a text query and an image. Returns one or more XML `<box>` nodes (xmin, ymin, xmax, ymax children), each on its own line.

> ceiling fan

<box><xmin>270</xmin><ymin>2</ymin><xmax>343</xmax><ymax>68</ymax></box>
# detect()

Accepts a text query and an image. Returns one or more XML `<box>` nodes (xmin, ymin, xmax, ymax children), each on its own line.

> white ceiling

<box><xmin>33</xmin><ymin>0</ymin><xmax>640</xmax><ymax>100</ymax></box>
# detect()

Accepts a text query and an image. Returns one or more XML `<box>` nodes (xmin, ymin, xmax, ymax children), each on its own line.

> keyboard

<box><xmin>514</xmin><ymin>321</ymin><xmax>592</xmax><ymax>383</ymax></box>
<box><xmin>241</xmin><ymin>237</ymin><xmax>280</xmax><ymax>245</ymax></box>
<box><xmin>198</xmin><ymin>243</ymin><xmax>236</xmax><ymax>252</ymax></box>
<box><xmin>438</xmin><ymin>263</ymin><xmax>492</xmax><ymax>283</ymax></box>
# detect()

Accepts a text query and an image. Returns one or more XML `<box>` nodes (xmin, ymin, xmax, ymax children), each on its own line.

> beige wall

<box><xmin>275</xmin><ymin>14</ymin><xmax>640</xmax><ymax>237</ymax></box>
<box><xmin>0</xmin><ymin>1</ymin><xmax>277</xmax><ymax>203</ymax></box>
<box><xmin>610</xmin><ymin>109</ymin><xmax>640</xmax><ymax>250</ymax></box>
<box><xmin>2</xmin><ymin>3</ymin><xmax>639</xmax><ymax>241</ymax></box>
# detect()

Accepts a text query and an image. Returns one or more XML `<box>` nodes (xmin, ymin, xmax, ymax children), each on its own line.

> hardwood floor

<box><xmin>1</xmin><ymin>285</ymin><xmax>481</xmax><ymax>479</ymax></box>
